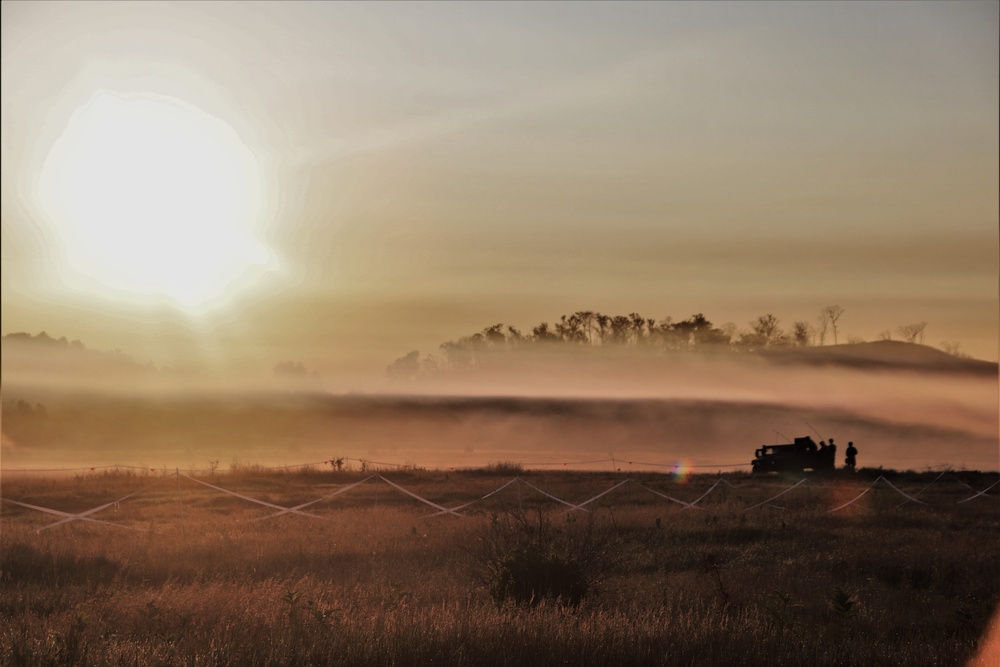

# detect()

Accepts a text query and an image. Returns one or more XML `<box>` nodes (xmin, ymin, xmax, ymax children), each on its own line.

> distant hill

<box><xmin>1</xmin><ymin>331</ymin><xmax>154</xmax><ymax>380</ymax></box>
<box><xmin>0</xmin><ymin>332</ymin><xmax>322</xmax><ymax>392</ymax></box>
<box><xmin>761</xmin><ymin>341</ymin><xmax>997</xmax><ymax>375</ymax></box>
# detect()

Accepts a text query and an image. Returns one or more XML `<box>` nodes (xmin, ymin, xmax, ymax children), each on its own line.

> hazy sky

<box><xmin>2</xmin><ymin>1</ymin><xmax>998</xmax><ymax>385</ymax></box>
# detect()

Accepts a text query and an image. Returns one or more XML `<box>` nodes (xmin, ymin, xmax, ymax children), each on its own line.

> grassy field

<box><xmin>2</xmin><ymin>467</ymin><xmax>998</xmax><ymax>666</ymax></box>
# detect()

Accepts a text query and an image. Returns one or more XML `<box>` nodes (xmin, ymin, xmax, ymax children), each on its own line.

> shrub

<box><xmin>465</xmin><ymin>508</ymin><xmax>620</xmax><ymax>607</ymax></box>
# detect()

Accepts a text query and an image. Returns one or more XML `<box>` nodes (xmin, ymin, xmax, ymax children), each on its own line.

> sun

<box><xmin>37</xmin><ymin>91</ymin><xmax>276</xmax><ymax>310</ymax></box>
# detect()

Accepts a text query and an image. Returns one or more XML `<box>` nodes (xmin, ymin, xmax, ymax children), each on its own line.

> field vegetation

<box><xmin>2</xmin><ymin>467</ymin><xmax>998</xmax><ymax>666</ymax></box>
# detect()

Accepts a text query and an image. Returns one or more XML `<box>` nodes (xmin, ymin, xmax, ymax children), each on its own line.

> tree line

<box><xmin>2</xmin><ymin>331</ymin><xmax>322</xmax><ymax>383</ymax></box>
<box><xmin>2</xmin><ymin>331</ymin><xmax>153</xmax><ymax>372</ymax></box>
<box><xmin>387</xmin><ymin>306</ymin><xmax>945</xmax><ymax>380</ymax></box>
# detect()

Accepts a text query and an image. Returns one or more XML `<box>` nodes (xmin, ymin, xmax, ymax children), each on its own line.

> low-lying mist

<box><xmin>2</xmin><ymin>341</ymin><xmax>996</xmax><ymax>472</ymax></box>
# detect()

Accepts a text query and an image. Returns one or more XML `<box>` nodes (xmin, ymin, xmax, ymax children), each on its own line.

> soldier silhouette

<box><xmin>817</xmin><ymin>440</ymin><xmax>834</xmax><ymax>470</ymax></box>
<box><xmin>845</xmin><ymin>441</ymin><xmax>858</xmax><ymax>471</ymax></box>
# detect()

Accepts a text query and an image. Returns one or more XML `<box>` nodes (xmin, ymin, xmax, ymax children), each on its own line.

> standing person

<box><xmin>817</xmin><ymin>440</ymin><xmax>830</xmax><ymax>470</ymax></box>
<box><xmin>845</xmin><ymin>441</ymin><xmax>858</xmax><ymax>471</ymax></box>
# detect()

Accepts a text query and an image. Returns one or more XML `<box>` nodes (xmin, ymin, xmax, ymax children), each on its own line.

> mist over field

<box><xmin>3</xmin><ymin>336</ymin><xmax>996</xmax><ymax>472</ymax></box>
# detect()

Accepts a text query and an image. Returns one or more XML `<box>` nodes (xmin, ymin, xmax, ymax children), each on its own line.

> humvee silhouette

<box><xmin>751</xmin><ymin>436</ymin><xmax>836</xmax><ymax>474</ymax></box>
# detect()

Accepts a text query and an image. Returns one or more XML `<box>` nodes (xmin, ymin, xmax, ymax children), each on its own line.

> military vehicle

<box><xmin>751</xmin><ymin>436</ymin><xmax>836</xmax><ymax>474</ymax></box>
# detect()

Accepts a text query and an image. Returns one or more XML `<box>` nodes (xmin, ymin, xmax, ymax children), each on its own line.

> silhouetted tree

<box><xmin>758</xmin><ymin>314</ymin><xmax>782</xmax><ymax>346</ymax></box>
<box><xmin>792</xmin><ymin>321</ymin><xmax>812</xmax><ymax>347</ymax></box>
<box><xmin>822</xmin><ymin>305</ymin><xmax>845</xmax><ymax>345</ymax></box>
<box><xmin>572</xmin><ymin>311</ymin><xmax>597</xmax><ymax>344</ymax></box>
<box><xmin>628</xmin><ymin>313</ymin><xmax>647</xmax><ymax>345</ymax></box>
<box><xmin>531</xmin><ymin>322</ymin><xmax>559</xmax><ymax>343</ymax></box>
<box><xmin>651</xmin><ymin>316</ymin><xmax>683</xmax><ymax>350</ymax></box>
<box><xmin>440</xmin><ymin>338</ymin><xmax>477</xmax><ymax>370</ymax></box>
<box><xmin>738</xmin><ymin>314</ymin><xmax>785</xmax><ymax>350</ymax></box>
<box><xmin>556</xmin><ymin>314</ymin><xmax>587</xmax><ymax>344</ymax></box>
<box><xmin>694</xmin><ymin>318</ymin><xmax>731</xmax><ymax>347</ymax></box>
<box><xmin>386</xmin><ymin>351</ymin><xmax>421</xmax><ymax>381</ymax></box>
<box><xmin>671</xmin><ymin>314</ymin><xmax>703</xmax><ymax>348</ymax></box>
<box><xmin>608</xmin><ymin>315</ymin><xmax>632</xmax><ymax>344</ymax></box>
<box><xmin>896</xmin><ymin>322</ymin><xmax>927</xmax><ymax>344</ymax></box>
<box><xmin>653</xmin><ymin>314</ymin><xmax>729</xmax><ymax>350</ymax></box>
<box><xmin>507</xmin><ymin>326</ymin><xmax>525</xmax><ymax>345</ymax></box>
<box><xmin>940</xmin><ymin>341</ymin><xmax>963</xmax><ymax>357</ymax></box>
<box><xmin>817</xmin><ymin>310</ymin><xmax>830</xmax><ymax>346</ymax></box>
<box><xmin>595</xmin><ymin>314</ymin><xmax>611</xmax><ymax>344</ymax></box>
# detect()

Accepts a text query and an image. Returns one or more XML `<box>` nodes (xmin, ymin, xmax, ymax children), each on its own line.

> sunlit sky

<box><xmin>2</xmin><ymin>1</ymin><xmax>998</xmax><ymax>385</ymax></box>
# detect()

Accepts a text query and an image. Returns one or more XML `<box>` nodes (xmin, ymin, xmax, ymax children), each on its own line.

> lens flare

<box><xmin>671</xmin><ymin>460</ymin><xmax>693</xmax><ymax>483</ymax></box>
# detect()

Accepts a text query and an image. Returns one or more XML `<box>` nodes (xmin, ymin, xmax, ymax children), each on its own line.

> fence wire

<box><xmin>3</xmin><ymin>468</ymin><xmax>996</xmax><ymax>534</ymax></box>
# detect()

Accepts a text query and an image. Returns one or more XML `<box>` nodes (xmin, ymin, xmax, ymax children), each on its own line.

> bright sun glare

<box><xmin>37</xmin><ymin>91</ymin><xmax>275</xmax><ymax>309</ymax></box>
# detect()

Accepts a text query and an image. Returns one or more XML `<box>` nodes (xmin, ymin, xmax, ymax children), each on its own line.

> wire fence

<box><xmin>2</xmin><ymin>465</ymin><xmax>996</xmax><ymax>534</ymax></box>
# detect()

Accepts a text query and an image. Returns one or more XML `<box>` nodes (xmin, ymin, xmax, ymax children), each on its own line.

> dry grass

<box><xmin>2</xmin><ymin>469</ymin><xmax>998</xmax><ymax>666</ymax></box>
